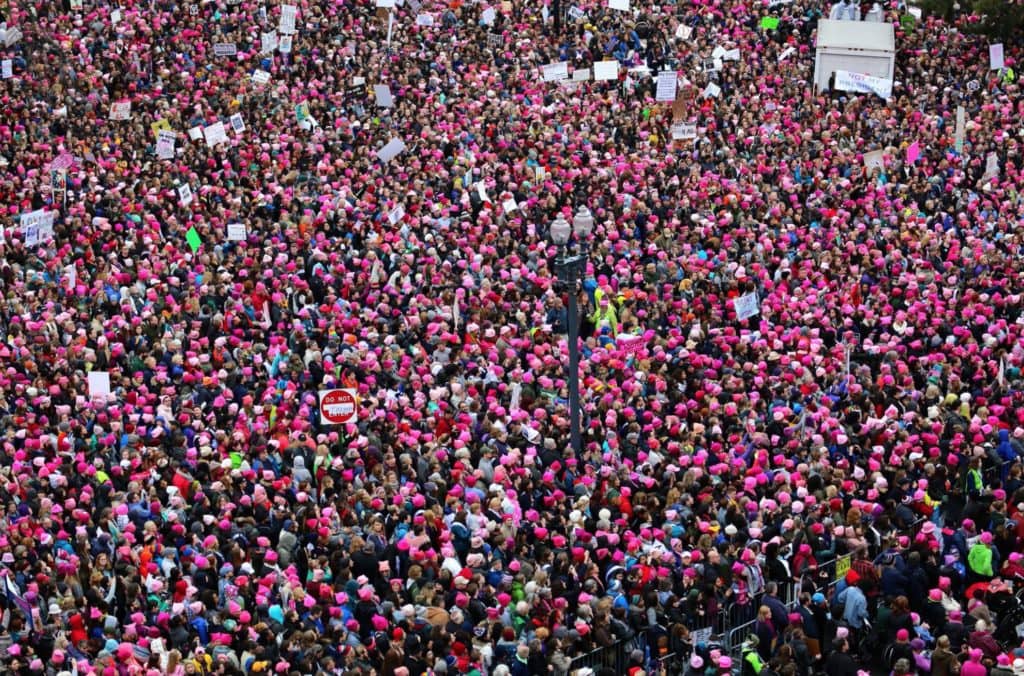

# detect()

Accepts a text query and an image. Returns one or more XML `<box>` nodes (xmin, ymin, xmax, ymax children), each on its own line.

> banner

<box><xmin>833</xmin><ymin>70</ymin><xmax>893</xmax><ymax>100</ymax></box>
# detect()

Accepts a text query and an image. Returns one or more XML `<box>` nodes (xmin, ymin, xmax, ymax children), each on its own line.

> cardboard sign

<box><xmin>178</xmin><ymin>184</ymin><xmax>194</xmax><ymax>206</ymax></box>
<box><xmin>188</xmin><ymin>126</ymin><xmax>202</xmax><ymax>140</ymax></box>
<box><xmin>990</xmin><ymin>43</ymin><xmax>1005</xmax><ymax>71</ymax></box>
<box><xmin>204</xmin><ymin>121</ymin><xmax>229</xmax><ymax>147</ymax></box>
<box><xmin>542</xmin><ymin>62</ymin><xmax>569</xmax><ymax>82</ymax></box>
<box><xmin>261</xmin><ymin>31</ymin><xmax>278</xmax><ymax>54</ymax></box>
<box><xmin>593</xmin><ymin>60</ymin><xmax>619</xmax><ymax>81</ymax></box>
<box><xmin>573</xmin><ymin>67</ymin><xmax>591</xmax><ymax>82</ymax></box>
<box><xmin>278</xmin><ymin>35</ymin><xmax>292</xmax><ymax>53</ymax></box>
<box><xmin>675</xmin><ymin>24</ymin><xmax>692</xmax><ymax>40</ymax></box>
<box><xmin>229</xmin><ymin>113</ymin><xmax>246</xmax><ymax>133</ymax></box>
<box><xmin>734</xmin><ymin>292</ymin><xmax>760</xmax><ymax>320</ymax></box>
<box><xmin>252</xmin><ymin>69</ymin><xmax>271</xmax><ymax>85</ymax></box>
<box><xmin>656</xmin><ymin>71</ymin><xmax>677</xmax><ymax>101</ymax></box>
<box><xmin>376</xmin><ymin>138</ymin><xmax>406</xmax><ymax>162</ymax></box>
<box><xmin>388</xmin><ymin>204</ymin><xmax>405</xmax><ymax>224</ymax></box>
<box><xmin>214</xmin><ymin>42</ymin><xmax>237</xmax><ymax>56</ymax></box>
<box><xmin>279</xmin><ymin>4</ymin><xmax>298</xmax><ymax>34</ymax></box>
<box><xmin>671</xmin><ymin>123</ymin><xmax>697</xmax><ymax>140</ymax></box>
<box><xmin>374</xmin><ymin>84</ymin><xmax>394</xmax><ymax>107</ymax></box>
<box><xmin>109</xmin><ymin>101</ymin><xmax>132</xmax><ymax>120</ymax></box>
<box><xmin>227</xmin><ymin>223</ymin><xmax>247</xmax><ymax>241</ymax></box>
<box><xmin>88</xmin><ymin>371</ymin><xmax>112</xmax><ymax>398</ymax></box>
<box><xmin>863</xmin><ymin>149</ymin><xmax>885</xmax><ymax>171</ymax></box>
<box><xmin>156</xmin><ymin>130</ymin><xmax>176</xmax><ymax>159</ymax></box>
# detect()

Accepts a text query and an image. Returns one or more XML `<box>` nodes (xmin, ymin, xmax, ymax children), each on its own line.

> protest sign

<box><xmin>252</xmin><ymin>69</ymin><xmax>271</xmax><ymax>85</ymax></box>
<box><xmin>906</xmin><ymin>141</ymin><xmax>920</xmax><ymax>164</ymax></box>
<box><xmin>671</xmin><ymin>123</ymin><xmax>697</xmax><ymax>140</ymax></box>
<box><xmin>374</xmin><ymin>85</ymin><xmax>394</xmax><ymax>107</ymax></box>
<box><xmin>542</xmin><ymin>62</ymin><xmax>569</xmax><ymax>82</ymax></box>
<box><xmin>703</xmin><ymin>82</ymin><xmax>721</xmax><ymax>98</ymax></box>
<box><xmin>573</xmin><ymin>67</ymin><xmax>590</xmax><ymax>81</ymax></box>
<box><xmin>388</xmin><ymin>204</ymin><xmax>405</xmax><ymax>224</ymax></box>
<box><xmin>954</xmin><ymin>105</ymin><xmax>966</xmax><ymax>153</ymax></box>
<box><xmin>675</xmin><ymin>24</ymin><xmax>692</xmax><ymax>40</ymax></box>
<box><xmin>760</xmin><ymin>16</ymin><xmax>779</xmax><ymax>29</ymax></box>
<box><xmin>214</xmin><ymin>43</ymin><xmax>237</xmax><ymax>56</ymax></box>
<box><xmin>376</xmin><ymin>0</ymin><xmax>396</xmax><ymax>6</ymax></box>
<box><xmin>5</xmin><ymin>27</ymin><xmax>22</xmax><ymax>47</ymax></box>
<box><xmin>156</xmin><ymin>130</ymin><xmax>176</xmax><ymax>159</ymax></box>
<box><xmin>177</xmin><ymin>184</ymin><xmax>193</xmax><ymax>206</ymax></box>
<box><xmin>863</xmin><ymin>150</ymin><xmax>884</xmax><ymax>171</ymax></box>
<box><xmin>279</xmin><ymin>4</ymin><xmax>298</xmax><ymax>34</ymax></box>
<box><xmin>417</xmin><ymin>14</ymin><xmax>435</xmax><ymax>26</ymax></box>
<box><xmin>376</xmin><ymin>138</ymin><xmax>406</xmax><ymax>162</ymax></box>
<box><xmin>279</xmin><ymin>35</ymin><xmax>292</xmax><ymax>53</ymax></box>
<box><xmin>983</xmin><ymin>152</ymin><xmax>1000</xmax><ymax>181</ymax></box>
<box><xmin>656</xmin><ymin>71</ymin><xmax>677</xmax><ymax>101</ymax></box>
<box><xmin>21</xmin><ymin>210</ymin><xmax>56</xmax><ymax>247</ymax></box>
<box><xmin>51</xmin><ymin>153</ymin><xmax>74</xmax><ymax>171</ymax></box>
<box><xmin>227</xmin><ymin>223</ymin><xmax>247</xmax><ymax>241</ymax></box>
<box><xmin>261</xmin><ymin>31</ymin><xmax>278</xmax><ymax>54</ymax></box>
<box><xmin>229</xmin><ymin>113</ymin><xmax>246</xmax><ymax>133</ymax></box>
<box><xmin>481</xmin><ymin>7</ymin><xmax>496</xmax><ymax>24</ymax></box>
<box><xmin>608</xmin><ymin>0</ymin><xmax>629</xmax><ymax>10</ymax></box>
<box><xmin>723</xmin><ymin>49</ymin><xmax>740</xmax><ymax>61</ymax></box>
<box><xmin>502</xmin><ymin>198</ymin><xmax>518</xmax><ymax>214</ymax></box>
<box><xmin>778</xmin><ymin>46</ymin><xmax>795</xmax><ymax>62</ymax></box>
<box><xmin>186</xmin><ymin>227</ymin><xmax>202</xmax><ymax>253</ymax></box>
<box><xmin>188</xmin><ymin>126</ymin><xmax>202</xmax><ymax>141</ymax></box>
<box><xmin>111</xmin><ymin>9</ymin><xmax>122</xmax><ymax>24</ymax></box>
<box><xmin>109</xmin><ymin>101</ymin><xmax>132</xmax><ymax>120</ymax></box>
<box><xmin>1</xmin><ymin>60</ymin><xmax>11</xmax><ymax>79</ymax></box>
<box><xmin>593</xmin><ymin>60</ymin><xmax>619</xmax><ymax>81</ymax></box>
<box><xmin>204</xmin><ymin>121</ymin><xmax>229</xmax><ymax>147</ymax></box>
<box><xmin>734</xmin><ymin>292</ymin><xmax>760</xmax><ymax>320</ymax></box>
<box><xmin>833</xmin><ymin>70</ymin><xmax>893</xmax><ymax>99</ymax></box>
<box><xmin>88</xmin><ymin>372</ymin><xmax>111</xmax><ymax>399</ymax></box>
<box><xmin>989</xmin><ymin>43</ymin><xmax>1005</xmax><ymax>71</ymax></box>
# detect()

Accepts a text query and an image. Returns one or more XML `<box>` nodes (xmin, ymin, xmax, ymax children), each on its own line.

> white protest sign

<box><xmin>573</xmin><ymin>67</ymin><xmax>590</xmax><ymax>81</ymax></box>
<box><xmin>388</xmin><ymin>204</ymin><xmax>405</xmax><ymax>224</ymax></box>
<box><xmin>703</xmin><ymin>82</ymin><xmax>721</xmax><ymax>98</ymax></box>
<box><xmin>111</xmin><ymin>9</ymin><xmax>122</xmax><ymax>24</ymax></box>
<box><xmin>278</xmin><ymin>34</ymin><xmax>292</xmax><ymax>53</ymax></box>
<box><xmin>734</xmin><ymin>292</ymin><xmax>760</xmax><ymax>320</ymax></box>
<box><xmin>712</xmin><ymin>45</ymin><xmax>727</xmax><ymax>60</ymax></box>
<box><xmin>3</xmin><ymin>28</ymin><xmax>20</xmax><ymax>48</ymax></box>
<box><xmin>376</xmin><ymin>138</ymin><xmax>406</xmax><ymax>163</ymax></box>
<box><xmin>20</xmin><ymin>210</ymin><xmax>55</xmax><ymax>247</ymax></box>
<box><xmin>213</xmin><ymin>42</ymin><xmax>237</xmax><ymax>56</ymax></box>
<box><xmin>863</xmin><ymin>149</ymin><xmax>885</xmax><ymax>172</ymax></box>
<box><xmin>954</xmin><ymin>105</ymin><xmax>966</xmax><ymax>153</ymax></box>
<box><xmin>1</xmin><ymin>60</ymin><xmax>11</xmax><ymax>79</ymax></box>
<box><xmin>376</xmin><ymin>0</ymin><xmax>396</xmax><ymax>6</ymax></box>
<box><xmin>261</xmin><ymin>31</ymin><xmax>278</xmax><ymax>54</ymax></box>
<box><xmin>671</xmin><ymin>123</ymin><xmax>697</xmax><ymax>140</ymax></box>
<box><xmin>983</xmin><ymin>152</ymin><xmax>1000</xmax><ymax>181</ymax></box>
<box><xmin>156</xmin><ymin>130</ymin><xmax>176</xmax><ymax>160</ymax></box>
<box><xmin>675</xmin><ymin>24</ymin><xmax>692</xmax><ymax>40</ymax></box>
<box><xmin>502</xmin><ymin>198</ymin><xmax>518</xmax><ymax>214</ymax></box>
<box><xmin>279</xmin><ymin>4</ymin><xmax>298</xmax><ymax>34</ymax></box>
<box><xmin>568</xmin><ymin>6</ymin><xmax>585</xmax><ymax>20</ymax></box>
<box><xmin>593</xmin><ymin>60</ymin><xmax>619</xmax><ymax>81</ymax></box>
<box><xmin>778</xmin><ymin>46</ymin><xmax>795</xmax><ymax>62</ymax></box>
<box><xmin>178</xmin><ymin>184</ymin><xmax>193</xmax><ymax>206</ymax></box>
<box><xmin>65</xmin><ymin>264</ymin><xmax>76</xmax><ymax>290</ymax></box>
<box><xmin>229</xmin><ymin>113</ymin><xmax>246</xmax><ymax>133</ymax></box>
<box><xmin>204</xmin><ymin>121</ymin><xmax>229</xmax><ymax>147</ymax></box>
<box><xmin>252</xmin><ymin>69</ymin><xmax>271</xmax><ymax>85</ymax></box>
<box><xmin>608</xmin><ymin>0</ymin><xmax>629</xmax><ymax>10</ymax></box>
<box><xmin>990</xmin><ymin>43</ymin><xmax>1005</xmax><ymax>71</ymax></box>
<box><xmin>109</xmin><ymin>101</ymin><xmax>132</xmax><ymax>120</ymax></box>
<box><xmin>188</xmin><ymin>126</ymin><xmax>202</xmax><ymax>141</ymax></box>
<box><xmin>542</xmin><ymin>62</ymin><xmax>569</xmax><ymax>82</ymax></box>
<box><xmin>481</xmin><ymin>7</ymin><xmax>496</xmax><ymax>24</ymax></box>
<box><xmin>416</xmin><ymin>14</ymin><xmax>434</xmax><ymax>26</ymax></box>
<box><xmin>227</xmin><ymin>223</ymin><xmax>247</xmax><ymax>241</ymax></box>
<box><xmin>374</xmin><ymin>85</ymin><xmax>394</xmax><ymax>107</ymax></box>
<box><xmin>723</xmin><ymin>48</ymin><xmax>740</xmax><ymax>61</ymax></box>
<box><xmin>88</xmin><ymin>371</ymin><xmax>112</xmax><ymax>399</ymax></box>
<box><xmin>656</xmin><ymin>71</ymin><xmax>677</xmax><ymax>101</ymax></box>
<box><xmin>834</xmin><ymin>70</ymin><xmax>893</xmax><ymax>99</ymax></box>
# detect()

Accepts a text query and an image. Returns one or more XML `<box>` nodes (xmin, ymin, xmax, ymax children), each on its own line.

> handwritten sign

<box><xmin>204</xmin><ymin>121</ymin><xmax>229</xmax><ymax>147</ymax></box>
<box><xmin>593</xmin><ymin>60</ymin><xmax>619</xmax><ymax>81</ymax></box>
<box><xmin>108</xmin><ymin>101</ymin><xmax>132</xmax><ymax>120</ymax></box>
<box><xmin>989</xmin><ymin>43</ymin><xmax>1005</xmax><ymax>71</ymax></box>
<box><xmin>156</xmin><ymin>130</ymin><xmax>177</xmax><ymax>159</ymax></box>
<box><xmin>214</xmin><ymin>42</ymin><xmax>237</xmax><ymax>56</ymax></box>
<box><xmin>227</xmin><ymin>223</ymin><xmax>247</xmax><ymax>241</ymax></box>
<box><xmin>279</xmin><ymin>4</ymin><xmax>298</xmax><ymax>34</ymax></box>
<box><xmin>656</xmin><ymin>71</ymin><xmax>677</xmax><ymax>101</ymax></box>
<box><xmin>542</xmin><ymin>62</ymin><xmax>569</xmax><ymax>82</ymax></box>
<box><xmin>671</xmin><ymin>123</ymin><xmax>697</xmax><ymax>140</ymax></box>
<box><xmin>734</xmin><ymin>292</ymin><xmax>760</xmax><ymax>320</ymax></box>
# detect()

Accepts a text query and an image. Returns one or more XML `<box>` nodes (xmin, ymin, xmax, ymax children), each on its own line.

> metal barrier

<box><xmin>568</xmin><ymin>629</ymin><xmax>647</xmax><ymax>674</ymax></box>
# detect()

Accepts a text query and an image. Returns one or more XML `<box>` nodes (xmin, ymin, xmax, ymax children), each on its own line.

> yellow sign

<box><xmin>151</xmin><ymin>118</ymin><xmax>172</xmax><ymax>138</ymax></box>
<box><xmin>835</xmin><ymin>555</ymin><xmax>851</xmax><ymax>582</ymax></box>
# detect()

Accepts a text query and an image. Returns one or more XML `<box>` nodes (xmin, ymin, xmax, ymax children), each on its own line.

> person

<box><xmin>968</xmin><ymin>619</ymin><xmax>1000</xmax><ymax>660</ymax></box>
<box><xmin>967</xmin><ymin>532</ymin><xmax>999</xmax><ymax>583</ymax></box>
<box><xmin>824</xmin><ymin>637</ymin><xmax>859</xmax><ymax>676</ymax></box>
<box><xmin>796</xmin><ymin>593</ymin><xmax>822</xmax><ymax>660</ymax></box>
<box><xmin>838</xmin><ymin>572</ymin><xmax>869</xmax><ymax>645</ymax></box>
<box><xmin>961</xmin><ymin>648</ymin><xmax>988</xmax><ymax>676</ymax></box>
<box><xmin>754</xmin><ymin>605</ymin><xmax>778</xmax><ymax>663</ymax></box>
<box><xmin>885</xmin><ymin>629</ymin><xmax>914</xmax><ymax>673</ymax></box>
<box><xmin>742</xmin><ymin>635</ymin><xmax>766</xmax><ymax>676</ymax></box>
<box><xmin>929</xmin><ymin>636</ymin><xmax>958</xmax><ymax>676</ymax></box>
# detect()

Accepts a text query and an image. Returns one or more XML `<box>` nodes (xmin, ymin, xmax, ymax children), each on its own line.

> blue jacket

<box><xmin>840</xmin><ymin>585</ymin><xmax>868</xmax><ymax>628</ymax></box>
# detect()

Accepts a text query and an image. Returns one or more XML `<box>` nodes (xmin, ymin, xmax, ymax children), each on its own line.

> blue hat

<box><xmin>812</xmin><ymin>593</ymin><xmax>826</xmax><ymax>604</ymax></box>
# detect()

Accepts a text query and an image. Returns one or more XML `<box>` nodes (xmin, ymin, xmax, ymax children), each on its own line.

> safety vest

<box><xmin>967</xmin><ymin>543</ymin><xmax>993</xmax><ymax>576</ymax></box>
<box><xmin>743</xmin><ymin>648</ymin><xmax>765</xmax><ymax>675</ymax></box>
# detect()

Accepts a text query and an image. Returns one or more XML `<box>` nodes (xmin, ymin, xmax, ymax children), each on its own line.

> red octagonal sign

<box><xmin>319</xmin><ymin>388</ymin><xmax>358</xmax><ymax>425</ymax></box>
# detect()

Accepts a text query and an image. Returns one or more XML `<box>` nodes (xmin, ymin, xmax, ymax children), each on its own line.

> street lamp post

<box><xmin>550</xmin><ymin>207</ymin><xmax>594</xmax><ymax>460</ymax></box>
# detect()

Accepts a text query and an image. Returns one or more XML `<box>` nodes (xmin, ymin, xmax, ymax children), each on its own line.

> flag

<box><xmin>4</xmin><ymin>574</ymin><xmax>34</xmax><ymax>631</ymax></box>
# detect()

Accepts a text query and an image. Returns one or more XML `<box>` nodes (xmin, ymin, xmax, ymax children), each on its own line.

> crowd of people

<box><xmin>1</xmin><ymin>0</ymin><xmax>1023</xmax><ymax>674</ymax></box>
